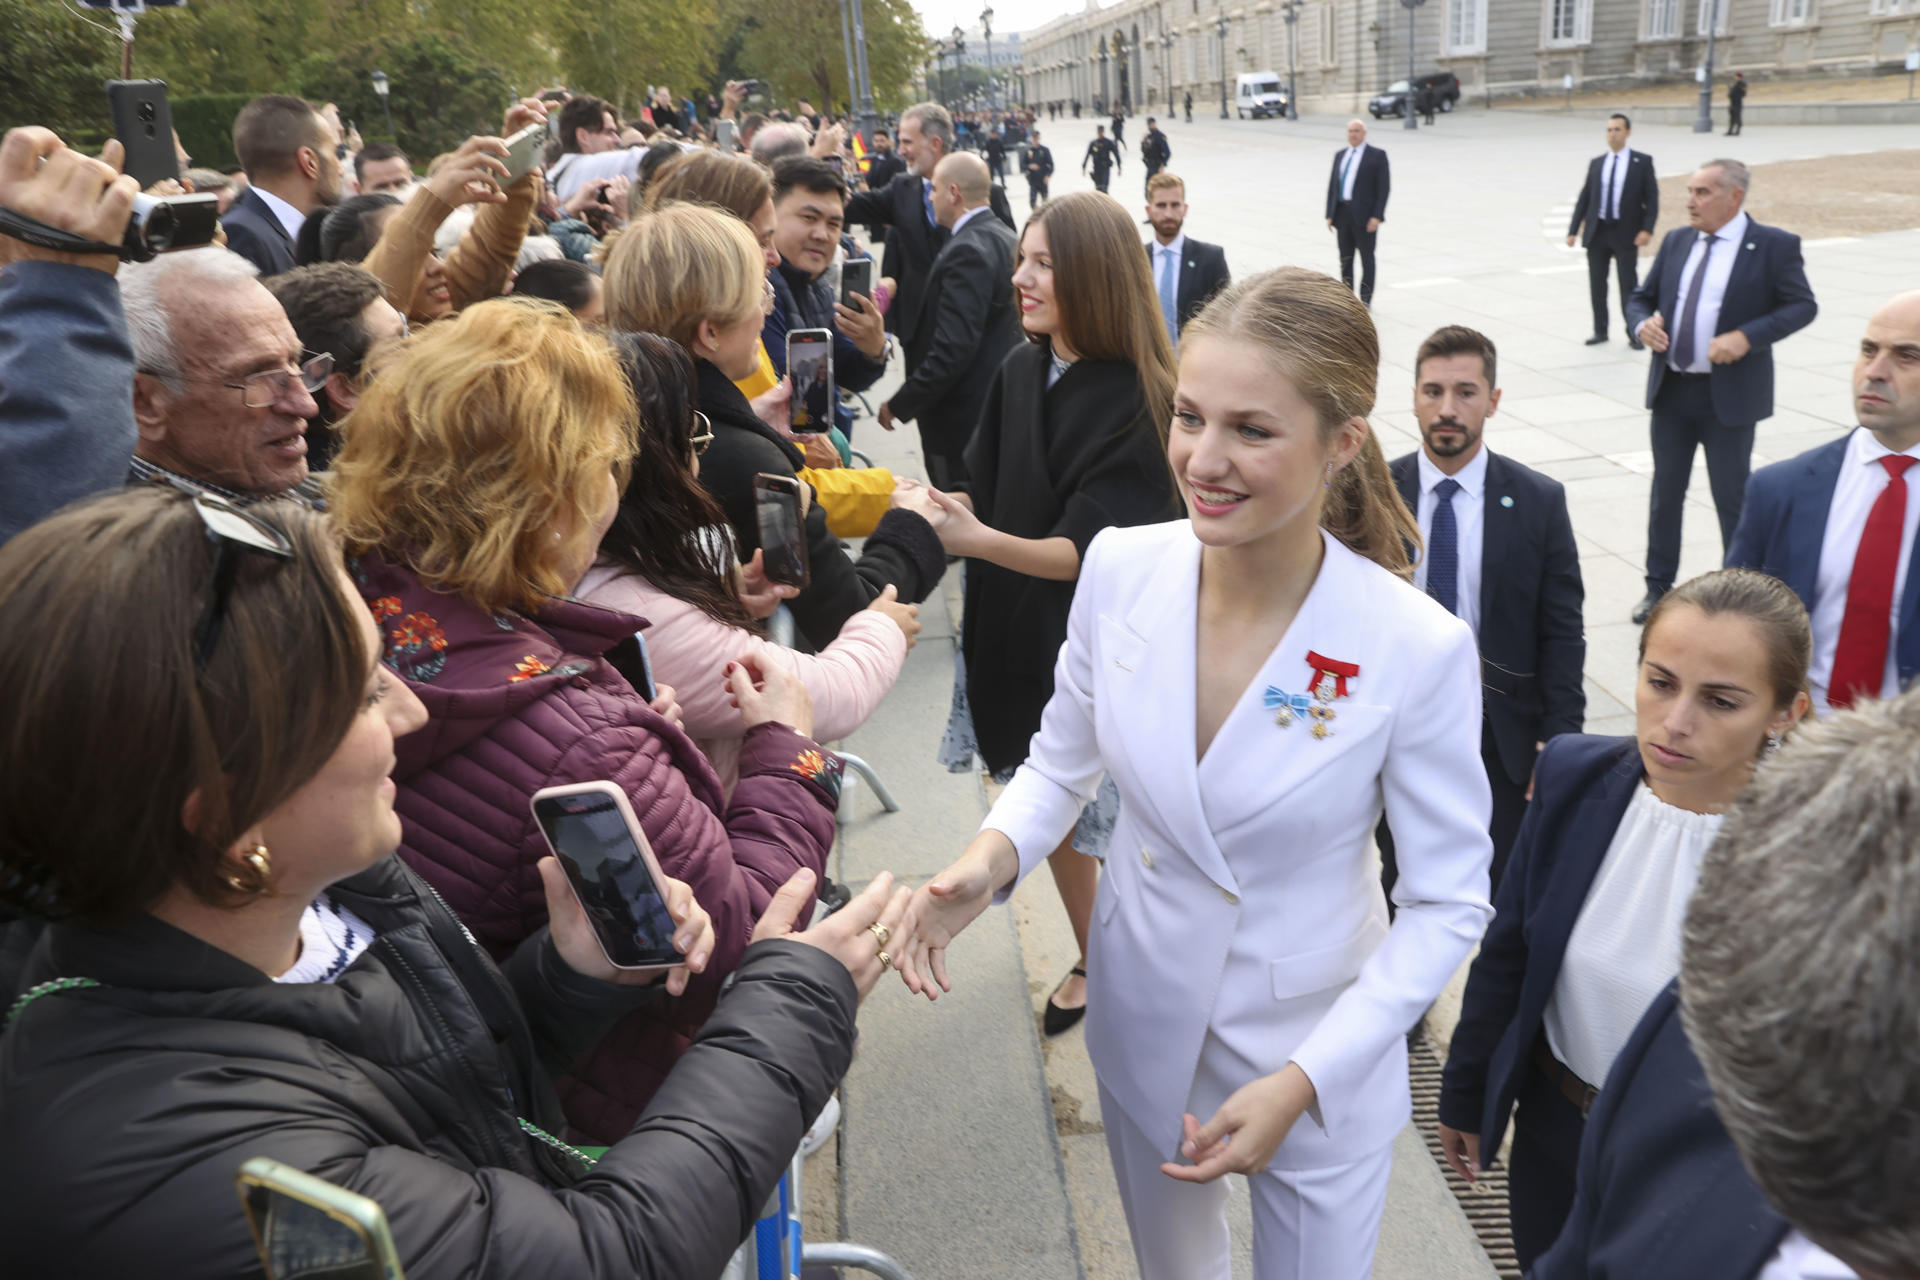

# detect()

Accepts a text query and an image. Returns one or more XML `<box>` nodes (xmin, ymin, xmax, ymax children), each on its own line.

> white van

<box><xmin>1235</xmin><ymin>72</ymin><xmax>1287</xmax><ymax>119</ymax></box>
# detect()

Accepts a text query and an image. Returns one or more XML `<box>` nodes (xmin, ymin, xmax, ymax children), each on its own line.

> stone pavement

<box><xmin>810</xmin><ymin>110</ymin><xmax>1920</xmax><ymax>1277</ymax></box>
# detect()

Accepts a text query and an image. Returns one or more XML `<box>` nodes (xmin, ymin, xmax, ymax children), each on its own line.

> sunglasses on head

<box><xmin>689</xmin><ymin>410</ymin><xmax>715</xmax><ymax>457</ymax></box>
<box><xmin>184</xmin><ymin>491</ymin><xmax>296</xmax><ymax>668</ymax></box>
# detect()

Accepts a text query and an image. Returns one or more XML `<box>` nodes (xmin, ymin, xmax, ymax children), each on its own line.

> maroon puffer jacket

<box><xmin>354</xmin><ymin>552</ymin><xmax>840</xmax><ymax>1143</ymax></box>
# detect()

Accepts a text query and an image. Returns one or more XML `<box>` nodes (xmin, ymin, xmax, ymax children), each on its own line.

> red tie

<box><xmin>1830</xmin><ymin>455</ymin><xmax>1917</xmax><ymax>709</ymax></box>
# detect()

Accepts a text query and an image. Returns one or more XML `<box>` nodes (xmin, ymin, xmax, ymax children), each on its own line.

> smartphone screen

<box><xmin>531</xmin><ymin>789</ymin><xmax>680</xmax><ymax>970</ymax></box>
<box><xmin>608</xmin><ymin>630</ymin><xmax>657</xmax><ymax>703</ymax></box>
<box><xmin>754</xmin><ymin>473</ymin><xmax>810</xmax><ymax>589</ymax></box>
<box><xmin>715</xmin><ymin>119</ymin><xmax>739</xmax><ymax>152</ymax></box>
<box><xmin>106</xmin><ymin>80</ymin><xmax>180</xmax><ymax>190</ymax></box>
<box><xmin>838</xmin><ymin>258</ymin><xmax>873</xmax><ymax>308</ymax></box>
<box><xmin>786</xmin><ymin>328</ymin><xmax>834</xmax><ymax>435</ymax></box>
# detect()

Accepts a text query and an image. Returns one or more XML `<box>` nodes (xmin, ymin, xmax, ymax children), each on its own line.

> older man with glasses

<box><xmin>120</xmin><ymin>247</ymin><xmax>329</xmax><ymax>505</ymax></box>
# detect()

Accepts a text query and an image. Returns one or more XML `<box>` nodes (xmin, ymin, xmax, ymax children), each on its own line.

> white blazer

<box><xmin>986</xmin><ymin>521</ymin><xmax>1494</xmax><ymax>1170</ymax></box>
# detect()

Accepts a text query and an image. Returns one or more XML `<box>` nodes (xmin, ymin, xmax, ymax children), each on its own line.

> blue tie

<box><xmin>1157</xmin><ymin>246</ymin><xmax>1179</xmax><ymax>346</ymax></box>
<box><xmin>1427</xmin><ymin>477</ymin><xmax>1461</xmax><ymax>615</ymax></box>
<box><xmin>922</xmin><ymin>179</ymin><xmax>936</xmax><ymax>226</ymax></box>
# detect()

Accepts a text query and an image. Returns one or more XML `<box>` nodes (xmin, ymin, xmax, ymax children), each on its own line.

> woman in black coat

<box><xmin>0</xmin><ymin>486</ymin><xmax>906</xmax><ymax>1280</ymax></box>
<box><xmin>921</xmin><ymin>191</ymin><xmax>1182</xmax><ymax>1034</ymax></box>
<box><xmin>606</xmin><ymin>201</ymin><xmax>946</xmax><ymax>653</ymax></box>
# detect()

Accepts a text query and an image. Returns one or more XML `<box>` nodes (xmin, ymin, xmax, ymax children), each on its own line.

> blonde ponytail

<box><xmin>1181</xmin><ymin>267</ymin><xmax>1421</xmax><ymax>577</ymax></box>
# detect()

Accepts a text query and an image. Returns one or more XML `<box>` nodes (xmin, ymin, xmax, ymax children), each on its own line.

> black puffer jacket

<box><xmin>0</xmin><ymin>857</ymin><xmax>856</xmax><ymax>1279</ymax></box>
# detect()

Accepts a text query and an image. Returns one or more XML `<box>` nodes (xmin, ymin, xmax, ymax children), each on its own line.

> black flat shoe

<box><xmin>1043</xmin><ymin>965</ymin><xmax>1088</xmax><ymax>1036</ymax></box>
<box><xmin>1584</xmin><ymin>333</ymin><xmax>1608</xmax><ymax>346</ymax></box>
<box><xmin>1631</xmin><ymin>589</ymin><xmax>1667</xmax><ymax>625</ymax></box>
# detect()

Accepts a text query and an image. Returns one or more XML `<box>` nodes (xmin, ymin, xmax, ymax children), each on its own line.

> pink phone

<box><xmin>529</xmin><ymin>782</ymin><xmax>680</xmax><ymax>973</ymax></box>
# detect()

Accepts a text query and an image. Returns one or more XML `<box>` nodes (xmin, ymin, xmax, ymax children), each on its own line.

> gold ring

<box><xmin>878</xmin><ymin>950</ymin><xmax>893</xmax><ymax>970</ymax></box>
<box><xmin>868</xmin><ymin>922</ymin><xmax>892</xmax><ymax>948</ymax></box>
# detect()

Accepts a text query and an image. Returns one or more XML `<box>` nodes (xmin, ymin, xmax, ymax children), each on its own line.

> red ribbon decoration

<box><xmin>1306</xmin><ymin>651</ymin><xmax>1360</xmax><ymax>699</ymax></box>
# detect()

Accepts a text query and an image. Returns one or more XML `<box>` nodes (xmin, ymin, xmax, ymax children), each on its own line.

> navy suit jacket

<box><xmin>1440</xmin><ymin>734</ymin><xmax>1641</xmax><ymax>1155</ymax></box>
<box><xmin>220</xmin><ymin>186</ymin><xmax>297</xmax><ymax>278</ymax></box>
<box><xmin>1530</xmin><ymin>984</ymin><xmax>1790</xmax><ymax>1279</ymax></box>
<box><xmin>1144</xmin><ymin>236</ymin><xmax>1231</xmax><ymax>332</ymax></box>
<box><xmin>1623</xmin><ymin>218</ymin><xmax>1816</xmax><ymax>426</ymax></box>
<box><xmin>1725</xmin><ymin>430</ymin><xmax>1920</xmax><ymax>694</ymax></box>
<box><xmin>1324</xmin><ymin>144</ymin><xmax>1389</xmax><ymax>223</ymax></box>
<box><xmin>1392</xmin><ymin>450</ymin><xmax>1587</xmax><ymax>784</ymax></box>
<box><xmin>888</xmin><ymin>212</ymin><xmax>1023</xmax><ymax>457</ymax></box>
<box><xmin>843</xmin><ymin>172</ymin><xmax>1015</xmax><ymax>350</ymax></box>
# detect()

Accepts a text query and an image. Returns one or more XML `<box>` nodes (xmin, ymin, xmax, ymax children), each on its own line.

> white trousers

<box><xmin>1099</xmin><ymin>1078</ymin><xmax>1394</xmax><ymax>1280</ymax></box>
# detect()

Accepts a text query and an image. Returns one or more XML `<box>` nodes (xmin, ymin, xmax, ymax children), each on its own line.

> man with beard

<box><xmin>223</xmin><ymin>96</ymin><xmax>343</xmax><ymax>277</ymax></box>
<box><xmin>1143</xmin><ymin>172</ymin><xmax>1229</xmax><ymax>348</ymax></box>
<box><xmin>1384</xmin><ymin>325</ymin><xmax>1585</xmax><ymax>894</ymax></box>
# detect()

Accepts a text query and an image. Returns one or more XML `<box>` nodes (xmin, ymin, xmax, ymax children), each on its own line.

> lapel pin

<box><xmin>1745</xmin><ymin>242</ymin><xmax>1756</xmax><ymax>251</ymax></box>
<box><xmin>1501</xmin><ymin>494</ymin><xmax>1514</xmax><ymax>508</ymax></box>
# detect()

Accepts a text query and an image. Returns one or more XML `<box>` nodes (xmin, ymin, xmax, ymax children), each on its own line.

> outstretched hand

<box><xmin>1160</xmin><ymin>1063</ymin><xmax>1318</xmax><ymax>1184</ymax></box>
<box><xmin>754</xmin><ymin>868</ymin><xmax>912</xmax><ymax>1003</ymax></box>
<box><xmin>895</xmin><ymin>834</ymin><xmax>1016</xmax><ymax>1000</ymax></box>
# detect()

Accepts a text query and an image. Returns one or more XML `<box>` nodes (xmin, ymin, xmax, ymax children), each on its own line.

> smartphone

<box><xmin>786</xmin><ymin>327</ymin><xmax>835</xmax><ymax>435</ymax></box>
<box><xmin>838</xmin><ymin>258</ymin><xmax>873</xmax><ymax>308</ymax></box>
<box><xmin>236</xmin><ymin>1158</ymin><xmax>404</xmax><ymax>1280</ymax></box>
<box><xmin>754</xmin><ymin>473</ymin><xmax>810</xmax><ymax>589</ymax></box>
<box><xmin>106</xmin><ymin>79</ymin><xmax>180</xmax><ymax>190</ymax></box>
<box><xmin>501</xmin><ymin>121</ymin><xmax>546</xmax><ymax>183</ymax></box>
<box><xmin>715</xmin><ymin>118</ymin><xmax>739</xmax><ymax>152</ymax></box>
<box><xmin>530</xmin><ymin>782</ymin><xmax>682</xmax><ymax>974</ymax></box>
<box><xmin>607</xmin><ymin>629</ymin><xmax>657</xmax><ymax>703</ymax></box>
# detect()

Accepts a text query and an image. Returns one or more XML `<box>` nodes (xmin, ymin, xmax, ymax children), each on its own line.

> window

<box><xmin>1319</xmin><ymin>2</ymin><xmax>1339</xmax><ymax>64</ymax></box>
<box><xmin>1697</xmin><ymin>0</ymin><xmax>1731</xmax><ymax>33</ymax></box>
<box><xmin>1644</xmin><ymin>0</ymin><xmax>1681</xmax><ymax>37</ymax></box>
<box><xmin>1446</xmin><ymin>0</ymin><xmax>1488</xmax><ymax>53</ymax></box>
<box><xmin>1769</xmin><ymin>0</ymin><xmax>1812</xmax><ymax>23</ymax></box>
<box><xmin>1546</xmin><ymin>0</ymin><xmax>1593</xmax><ymax>44</ymax></box>
<box><xmin>1869</xmin><ymin>0</ymin><xmax>1906</xmax><ymax>13</ymax></box>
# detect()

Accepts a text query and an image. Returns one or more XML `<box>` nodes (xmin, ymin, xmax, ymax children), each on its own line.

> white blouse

<box><xmin>1544</xmin><ymin>782</ymin><xmax>1722</xmax><ymax>1088</ymax></box>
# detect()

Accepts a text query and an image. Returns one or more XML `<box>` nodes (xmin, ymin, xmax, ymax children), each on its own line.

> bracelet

<box><xmin>0</xmin><ymin>206</ymin><xmax>120</xmax><ymax>257</ymax></box>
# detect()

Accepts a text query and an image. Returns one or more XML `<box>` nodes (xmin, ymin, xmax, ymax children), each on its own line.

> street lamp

<box><xmin>1694</xmin><ymin>0</ymin><xmax>1721</xmax><ymax>133</ymax></box>
<box><xmin>1215</xmin><ymin>13</ymin><xmax>1229</xmax><ymax>119</ymax></box>
<box><xmin>1400</xmin><ymin>0</ymin><xmax>1426</xmax><ymax>131</ymax></box>
<box><xmin>952</xmin><ymin>26</ymin><xmax>967</xmax><ymax>107</ymax></box>
<box><xmin>1098</xmin><ymin>35</ymin><xmax>1110</xmax><ymax>114</ymax></box>
<box><xmin>982</xmin><ymin>6</ymin><xmax>995</xmax><ymax>110</ymax></box>
<box><xmin>1161</xmin><ymin>28</ymin><xmax>1174</xmax><ymax>113</ymax></box>
<box><xmin>1281</xmin><ymin>0</ymin><xmax>1301</xmax><ymax>120</ymax></box>
<box><xmin>370</xmin><ymin>69</ymin><xmax>396</xmax><ymax>141</ymax></box>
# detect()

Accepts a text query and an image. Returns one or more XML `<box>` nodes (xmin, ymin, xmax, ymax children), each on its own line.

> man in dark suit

<box><xmin>1386</xmin><ymin>325</ymin><xmax>1585</xmax><ymax>893</ymax></box>
<box><xmin>222</xmin><ymin>95</ymin><xmax>341</xmax><ymax>278</ymax></box>
<box><xmin>1624</xmin><ymin>158</ymin><xmax>1816</xmax><ymax>623</ymax></box>
<box><xmin>1081</xmin><ymin>124</ymin><xmax>1121</xmax><ymax>194</ymax></box>
<box><xmin>877</xmin><ymin>155</ymin><xmax>1021</xmax><ymax>491</ymax></box>
<box><xmin>1567</xmin><ymin>113</ymin><xmax>1658</xmax><ymax>348</ymax></box>
<box><xmin>842</xmin><ymin>102</ymin><xmax>1014</xmax><ymax>376</ymax></box>
<box><xmin>1143</xmin><ymin>172</ymin><xmax>1230</xmax><ymax>347</ymax></box>
<box><xmin>1023</xmin><ymin>129</ymin><xmax>1054</xmax><ymax>209</ymax></box>
<box><xmin>1727</xmin><ymin>71</ymin><xmax>1747</xmax><ymax>135</ymax></box>
<box><xmin>1727</xmin><ymin>291</ymin><xmax>1920</xmax><ymax>714</ymax></box>
<box><xmin>1539</xmin><ymin>693</ymin><xmax>1917</xmax><ymax>1280</ymax></box>
<box><xmin>864</xmin><ymin>127</ymin><xmax>906</xmax><ymax>192</ymax></box>
<box><xmin>1324</xmin><ymin>118</ymin><xmax>1390</xmax><ymax>304</ymax></box>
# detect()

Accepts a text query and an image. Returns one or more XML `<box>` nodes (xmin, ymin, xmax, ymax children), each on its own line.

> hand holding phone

<box><xmin>531</xmin><ymin>783</ymin><xmax>711</xmax><ymax>984</ymax></box>
<box><xmin>754</xmin><ymin>472</ymin><xmax>810</xmax><ymax>588</ymax></box>
<box><xmin>785</xmin><ymin>328</ymin><xmax>835</xmax><ymax>434</ymax></box>
<box><xmin>105</xmin><ymin>80</ymin><xmax>180</xmax><ymax>190</ymax></box>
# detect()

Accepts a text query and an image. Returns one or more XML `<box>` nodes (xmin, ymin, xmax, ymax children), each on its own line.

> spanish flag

<box><xmin>851</xmin><ymin>131</ymin><xmax>871</xmax><ymax>175</ymax></box>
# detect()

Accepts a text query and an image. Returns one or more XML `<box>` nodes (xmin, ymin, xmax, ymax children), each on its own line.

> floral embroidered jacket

<box><xmin>353</xmin><ymin>552</ymin><xmax>842</xmax><ymax>1144</ymax></box>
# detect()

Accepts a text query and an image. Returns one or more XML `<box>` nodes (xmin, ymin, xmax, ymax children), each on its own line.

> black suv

<box><xmin>1368</xmin><ymin>71</ymin><xmax>1461</xmax><ymax>118</ymax></box>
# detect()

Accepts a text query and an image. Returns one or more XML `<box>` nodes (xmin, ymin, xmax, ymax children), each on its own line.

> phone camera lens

<box><xmin>138</xmin><ymin>102</ymin><xmax>156</xmax><ymax>123</ymax></box>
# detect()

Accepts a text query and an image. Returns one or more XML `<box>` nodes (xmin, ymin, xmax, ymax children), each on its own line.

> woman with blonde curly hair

<box><xmin>327</xmin><ymin>297</ymin><xmax>844</xmax><ymax>1144</ymax></box>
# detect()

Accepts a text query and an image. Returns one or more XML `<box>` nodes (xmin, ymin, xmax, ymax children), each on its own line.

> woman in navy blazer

<box><xmin>1438</xmin><ymin>569</ymin><xmax>1810</xmax><ymax>1268</ymax></box>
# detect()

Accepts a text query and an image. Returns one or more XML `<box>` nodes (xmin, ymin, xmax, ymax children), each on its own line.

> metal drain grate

<box><xmin>1409</xmin><ymin>1031</ymin><xmax>1522</xmax><ymax>1279</ymax></box>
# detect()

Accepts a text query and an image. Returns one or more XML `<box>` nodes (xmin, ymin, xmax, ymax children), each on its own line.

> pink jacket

<box><xmin>579</xmin><ymin>558</ymin><xmax>908</xmax><ymax>795</ymax></box>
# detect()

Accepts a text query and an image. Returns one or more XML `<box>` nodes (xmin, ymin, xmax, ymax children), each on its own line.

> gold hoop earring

<box><xmin>225</xmin><ymin>843</ymin><xmax>273</xmax><ymax>895</ymax></box>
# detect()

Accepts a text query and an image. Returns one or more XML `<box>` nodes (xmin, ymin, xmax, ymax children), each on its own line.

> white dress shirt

<box><xmin>1756</xmin><ymin>1230</ymin><xmax>1858</xmax><ymax>1280</ymax></box>
<box><xmin>1599</xmin><ymin>147</ymin><xmax>1627</xmax><ymax>220</ymax></box>
<box><xmin>1544</xmin><ymin>782</ymin><xmax>1722</xmax><ymax>1088</ymax></box>
<box><xmin>1338</xmin><ymin>145</ymin><xmax>1366</xmax><ymax>202</ymax></box>
<box><xmin>1410</xmin><ymin>445</ymin><xmax>1487</xmax><ymax>637</ymax></box>
<box><xmin>1654</xmin><ymin>210</ymin><xmax>1750</xmax><ymax>373</ymax></box>
<box><xmin>1151</xmin><ymin>230</ymin><xmax>1187</xmax><ymax>270</ymax></box>
<box><xmin>252</xmin><ymin>184</ymin><xmax>309</xmax><ymax>244</ymax></box>
<box><xmin>545</xmin><ymin>147</ymin><xmax>646</xmax><ymax>200</ymax></box>
<box><xmin>948</xmin><ymin>203</ymin><xmax>991</xmax><ymax>236</ymax></box>
<box><xmin>1809</xmin><ymin>427</ymin><xmax>1920</xmax><ymax>715</ymax></box>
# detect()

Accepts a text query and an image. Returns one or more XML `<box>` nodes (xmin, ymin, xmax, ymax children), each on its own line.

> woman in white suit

<box><xmin>899</xmin><ymin>267</ymin><xmax>1496</xmax><ymax>1278</ymax></box>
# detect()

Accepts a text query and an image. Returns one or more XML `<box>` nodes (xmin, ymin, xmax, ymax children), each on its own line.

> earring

<box><xmin>225</xmin><ymin>843</ymin><xmax>273</xmax><ymax>894</ymax></box>
<box><xmin>1324</xmin><ymin>461</ymin><xmax>1334</xmax><ymax>490</ymax></box>
<box><xmin>1764</xmin><ymin>733</ymin><xmax>1782</xmax><ymax>757</ymax></box>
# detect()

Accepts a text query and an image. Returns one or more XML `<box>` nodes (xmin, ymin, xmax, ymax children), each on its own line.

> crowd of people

<box><xmin>0</xmin><ymin>71</ymin><xmax>1916</xmax><ymax>1280</ymax></box>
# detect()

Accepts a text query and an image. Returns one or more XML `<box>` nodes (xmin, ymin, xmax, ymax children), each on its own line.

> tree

<box><xmin>719</xmin><ymin>0</ymin><xmax>925</xmax><ymax>113</ymax></box>
<box><xmin>554</xmin><ymin>0</ymin><xmax>715</xmax><ymax>118</ymax></box>
<box><xmin>0</xmin><ymin>0</ymin><xmax>120</xmax><ymax>140</ymax></box>
<box><xmin>296</xmin><ymin>34</ymin><xmax>517</xmax><ymax>160</ymax></box>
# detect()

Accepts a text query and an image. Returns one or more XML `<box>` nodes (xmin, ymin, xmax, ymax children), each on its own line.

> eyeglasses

<box><xmin>187</xmin><ymin>492</ymin><xmax>295</xmax><ymax>668</ymax></box>
<box><xmin>146</xmin><ymin>352</ymin><xmax>336</xmax><ymax>409</ymax></box>
<box><xmin>689</xmin><ymin>411</ymin><xmax>715</xmax><ymax>457</ymax></box>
